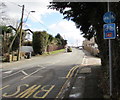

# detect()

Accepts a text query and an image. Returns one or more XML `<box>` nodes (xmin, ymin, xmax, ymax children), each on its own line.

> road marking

<box><xmin>57</xmin><ymin>66</ymin><xmax>80</xmax><ymax>98</ymax></box>
<box><xmin>66</xmin><ymin>66</ymin><xmax>78</xmax><ymax>78</ymax></box>
<box><xmin>66</xmin><ymin>66</ymin><xmax>76</xmax><ymax>78</ymax></box>
<box><xmin>3</xmin><ymin>66</ymin><xmax>45</xmax><ymax>79</ymax></box>
<box><xmin>46</xmin><ymin>60</ymin><xmax>61</xmax><ymax>65</ymax></box>
<box><xmin>21</xmin><ymin>67</ymin><xmax>45</xmax><ymax>80</ymax></box>
<box><xmin>69</xmin><ymin>66</ymin><xmax>79</xmax><ymax>78</ymax></box>
<box><xmin>2</xmin><ymin>84</ymin><xmax>29</xmax><ymax>97</ymax></box>
<box><xmin>3</xmin><ymin>70</ymin><xmax>22</xmax><ymax>79</ymax></box>
<box><xmin>81</xmin><ymin>56</ymin><xmax>86</xmax><ymax>65</ymax></box>
<box><xmin>0</xmin><ymin>85</ymin><xmax>10</xmax><ymax>91</ymax></box>
<box><xmin>56</xmin><ymin>77</ymin><xmax>70</xmax><ymax>98</ymax></box>
<box><xmin>2</xmin><ymin>84</ymin><xmax>55</xmax><ymax>98</ymax></box>
<box><xmin>33</xmin><ymin>85</ymin><xmax>55</xmax><ymax>98</ymax></box>
<box><xmin>28</xmin><ymin>76</ymin><xmax>43</xmax><ymax>78</ymax></box>
<box><xmin>58</xmin><ymin>77</ymin><xmax>66</xmax><ymax>79</ymax></box>
<box><xmin>16</xmin><ymin>85</ymin><xmax>41</xmax><ymax>98</ymax></box>
<box><xmin>21</xmin><ymin>71</ymin><xmax>28</xmax><ymax>76</ymax></box>
<box><xmin>85</xmin><ymin>59</ymin><xmax>88</xmax><ymax>65</ymax></box>
<box><xmin>4</xmin><ymin>71</ymin><xmax>12</xmax><ymax>74</ymax></box>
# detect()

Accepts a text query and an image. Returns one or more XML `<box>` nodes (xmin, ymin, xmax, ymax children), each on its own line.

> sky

<box><xmin>1</xmin><ymin>0</ymin><xmax>85</xmax><ymax>46</ymax></box>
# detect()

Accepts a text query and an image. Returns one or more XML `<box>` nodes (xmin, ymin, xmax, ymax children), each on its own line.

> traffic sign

<box><xmin>103</xmin><ymin>23</ymin><xmax>116</xmax><ymax>39</ymax></box>
<box><xmin>103</xmin><ymin>12</ymin><xmax>116</xmax><ymax>23</ymax></box>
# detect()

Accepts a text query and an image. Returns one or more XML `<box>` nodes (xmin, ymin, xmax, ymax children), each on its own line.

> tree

<box><xmin>9</xmin><ymin>35</ymin><xmax>19</xmax><ymax>51</ymax></box>
<box><xmin>0</xmin><ymin>26</ymin><xmax>13</xmax><ymax>53</ymax></box>
<box><xmin>32</xmin><ymin>31</ymin><xmax>49</xmax><ymax>55</ymax></box>
<box><xmin>49</xmin><ymin>2</ymin><xmax>120</xmax><ymax>97</ymax></box>
<box><xmin>55</xmin><ymin>33</ymin><xmax>67</xmax><ymax>46</ymax></box>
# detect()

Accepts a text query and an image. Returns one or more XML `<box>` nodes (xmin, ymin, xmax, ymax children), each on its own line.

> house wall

<box><xmin>82</xmin><ymin>37</ymin><xmax>99</xmax><ymax>56</ymax></box>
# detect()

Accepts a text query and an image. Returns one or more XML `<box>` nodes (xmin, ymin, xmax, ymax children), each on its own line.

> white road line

<box><xmin>21</xmin><ymin>67</ymin><xmax>45</xmax><ymax>80</ymax></box>
<box><xmin>21</xmin><ymin>70</ymin><xmax>28</xmax><ymax>76</ymax></box>
<box><xmin>28</xmin><ymin>76</ymin><xmax>43</xmax><ymax>78</ymax></box>
<box><xmin>4</xmin><ymin>71</ymin><xmax>12</xmax><ymax>74</ymax></box>
<box><xmin>3</xmin><ymin>70</ymin><xmax>22</xmax><ymax>79</ymax></box>
<box><xmin>58</xmin><ymin>77</ymin><xmax>66</xmax><ymax>79</ymax></box>
<box><xmin>46</xmin><ymin>60</ymin><xmax>61</xmax><ymax>65</ymax></box>
<box><xmin>3</xmin><ymin>66</ymin><xmax>45</xmax><ymax>79</ymax></box>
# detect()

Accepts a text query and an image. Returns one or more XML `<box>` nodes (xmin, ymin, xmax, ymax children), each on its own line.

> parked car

<box><xmin>67</xmin><ymin>46</ymin><xmax>72</xmax><ymax>52</ymax></box>
<box><xmin>79</xmin><ymin>46</ymin><xmax>83</xmax><ymax>50</ymax></box>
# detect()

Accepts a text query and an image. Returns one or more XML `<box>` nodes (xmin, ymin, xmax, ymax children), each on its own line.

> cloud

<box><xmin>3</xmin><ymin>0</ymin><xmax>85</xmax><ymax>46</ymax></box>
<box><xmin>49</xmin><ymin>20</ymin><xmax>85</xmax><ymax>46</ymax></box>
<box><xmin>3</xmin><ymin>0</ymin><xmax>55</xmax><ymax>25</ymax></box>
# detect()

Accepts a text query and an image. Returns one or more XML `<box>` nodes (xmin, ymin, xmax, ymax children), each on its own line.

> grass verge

<box><xmin>43</xmin><ymin>49</ymin><xmax>65</xmax><ymax>56</ymax></box>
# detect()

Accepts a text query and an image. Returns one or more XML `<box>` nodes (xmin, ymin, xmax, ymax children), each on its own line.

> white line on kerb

<box><xmin>81</xmin><ymin>56</ymin><xmax>85</xmax><ymax>65</ymax></box>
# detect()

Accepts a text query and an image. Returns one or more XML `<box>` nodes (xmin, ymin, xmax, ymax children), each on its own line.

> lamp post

<box><xmin>24</xmin><ymin>11</ymin><xmax>35</xmax><ymax>23</ymax></box>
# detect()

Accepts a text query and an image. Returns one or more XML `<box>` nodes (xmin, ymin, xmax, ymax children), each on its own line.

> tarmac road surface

<box><xmin>1</xmin><ymin>48</ymin><xmax>84</xmax><ymax>99</ymax></box>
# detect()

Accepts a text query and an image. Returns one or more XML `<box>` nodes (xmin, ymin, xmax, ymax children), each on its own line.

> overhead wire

<box><xmin>3</xmin><ymin>0</ymin><xmax>57</xmax><ymax>34</ymax></box>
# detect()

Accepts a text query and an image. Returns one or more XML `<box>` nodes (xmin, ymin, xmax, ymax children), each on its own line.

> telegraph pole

<box><xmin>17</xmin><ymin>5</ymin><xmax>24</xmax><ymax>61</ymax></box>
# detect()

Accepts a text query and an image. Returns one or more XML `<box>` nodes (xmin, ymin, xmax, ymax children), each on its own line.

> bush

<box><xmin>32</xmin><ymin>31</ymin><xmax>49</xmax><ymax>55</ymax></box>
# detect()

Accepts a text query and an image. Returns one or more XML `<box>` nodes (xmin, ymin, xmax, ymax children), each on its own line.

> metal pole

<box><xmin>109</xmin><ymin>39</ymin><xmax>112</xmax><ymax>97</ymax></box>
<box><xmin>107</xmin><ymin>1</ymin><xmax>112</xmax><ymax>97</ymax></box>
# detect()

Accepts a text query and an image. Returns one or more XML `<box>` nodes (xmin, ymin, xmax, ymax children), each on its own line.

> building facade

<box><xmin>82</xmin><ymin>37</ymin><xmax>99</xmax><ymax>56</ymax></box>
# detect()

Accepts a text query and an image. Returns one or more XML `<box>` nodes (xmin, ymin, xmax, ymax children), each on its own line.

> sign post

<box><xmin>103</xmin><ymin>6</ymin><xmax>116</xmax><ymax>97</ymax></box>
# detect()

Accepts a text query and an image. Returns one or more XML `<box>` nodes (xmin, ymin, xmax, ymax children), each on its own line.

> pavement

<box><xmin>67</xmin><ymin>50</ymin><xmax>103</xmax><ymax>99</ymax></box>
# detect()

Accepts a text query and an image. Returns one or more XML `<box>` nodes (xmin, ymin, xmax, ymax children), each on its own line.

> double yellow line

<box><xmin>66</xmin><ymin>65</ymin><xmax>79</xmax><ymax>78</ymax></box>
<box><xmin>56</xmin><ymin>65</ymin><xmax>80</xmax><ymax>98</ymax></box>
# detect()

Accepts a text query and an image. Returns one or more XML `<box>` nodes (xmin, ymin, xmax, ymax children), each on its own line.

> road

<box><xmin>1</xmin><ymin>48</ymin><xmax>84</xmax><ymax>99</ymax></box>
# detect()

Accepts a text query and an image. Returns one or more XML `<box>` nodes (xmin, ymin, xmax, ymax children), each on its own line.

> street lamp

<box><xmin>24</xmin><ymin>11</ymin><xmax>35</xmax><ymax>23</ymax></box>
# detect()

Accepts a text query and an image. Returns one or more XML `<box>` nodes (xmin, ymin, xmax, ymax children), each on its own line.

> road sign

<box><xmin>103</xmin><ymin>23</ymin><xmax>116</xmax><ymax>39</ymax></box>
<box><xmin>103</xmin><ymin>12</ymin><xmax>116</xmax><ymax>23</ymax></box>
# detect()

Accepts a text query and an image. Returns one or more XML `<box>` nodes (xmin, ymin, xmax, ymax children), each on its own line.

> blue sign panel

<box><xmin>103</xmin><ymin>12</ymin><xmax>116</xmax><ymax>23</ymax></box>
<box><xmin>103</xmin><ymin>23</ymin><xmax>116</xmax><ymax>39</ymax></box>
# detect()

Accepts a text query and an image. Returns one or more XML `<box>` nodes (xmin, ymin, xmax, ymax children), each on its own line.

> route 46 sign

<box><xmin>103</xmin><ymin>23</ymin><xmax>116</xmax><ymax>39</ymax></box>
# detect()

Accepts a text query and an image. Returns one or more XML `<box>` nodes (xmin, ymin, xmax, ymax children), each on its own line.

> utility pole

<box><xmin>17</xmin><ymin>5</ymin><xmax>24</xmax><ymax>61</ymax></box>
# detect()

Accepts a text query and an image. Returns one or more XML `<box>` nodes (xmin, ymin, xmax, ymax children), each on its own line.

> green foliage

<box><xmin>49</xmin><ymin>2</ymin><xmax>120</xmax><ymax>97</ymax></box>
<box><xmin>48</xmin><ymin>34</ymin><xmax>54</xmax><ymax>43</ymax></box>
<box><xmin>55</xmin><ymin>33</ymin><xmax>63</xmax><ymax>40</ymax></box>
<box><xmin>32</xmin><ymin>31</ymin><xmax>49</xmax><ymax>55</ymax></box>
<box><xmin>0</xmin><ymin>26</ymin><xmax>12</xmax><ymax>35</ymax></box>
<box><xmin>56</xmin><ymin>38</ymin><xmax>62</xmax><ymax>45</ymax></box>
<box><xmin>9</xmin><ymin>35</ymin><xmax>19</xmax><ymax>51</ymax></box>
<box><xmin>47</xmin><ymin>49</ymin><xmax>65</xmax><ymax>55</ymax></box>
<box><xmin>33</xmin><ymin>32</ymin><xmax>67</xmax><ymax>55</ymax></box>
<box><xmin>55</xmin><ymin>33</ymin><xmax>67</xmax><ymax>46</ymax></box>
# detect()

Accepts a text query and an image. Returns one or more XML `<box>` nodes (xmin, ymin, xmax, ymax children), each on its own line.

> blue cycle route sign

<box><xmin>103</xmin><ymin>23</ymin><xmax>116</xmax><ymax>39</ymax></box>
<box><xmin>103</xmin><ymin>12</ymin><xmax>116</xmax><ymax>23</ymax></box>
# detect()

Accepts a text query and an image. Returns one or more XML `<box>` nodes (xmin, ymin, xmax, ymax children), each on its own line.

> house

<box><xmin>82</xmin><ymin>37</ymin><xmax>99</xmax><ymax>56</ymax></box>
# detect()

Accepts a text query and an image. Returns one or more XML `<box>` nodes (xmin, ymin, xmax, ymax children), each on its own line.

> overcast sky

<box><xmin>2</xmin><ymin>0</ymin><xmax>85</xmax><ymax>46</ymax></box>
